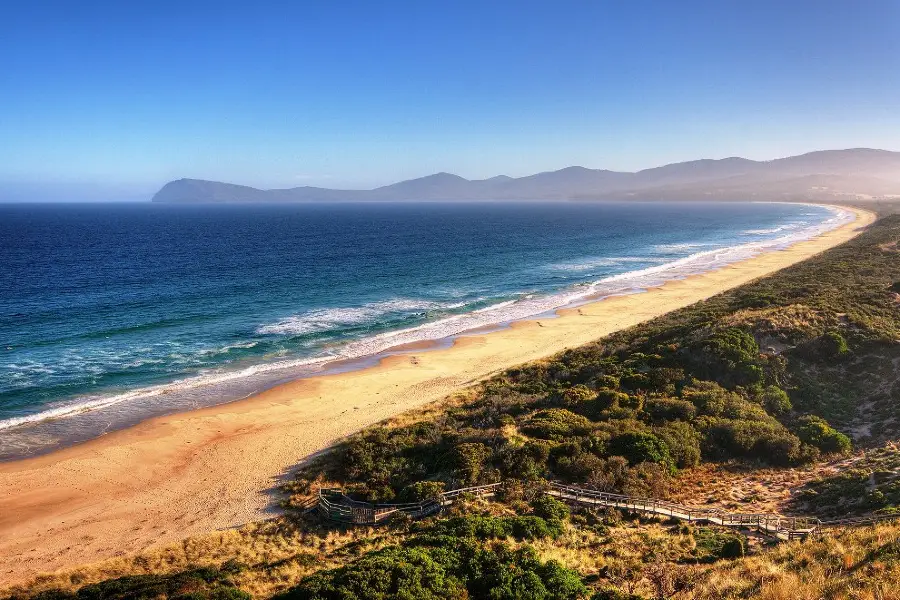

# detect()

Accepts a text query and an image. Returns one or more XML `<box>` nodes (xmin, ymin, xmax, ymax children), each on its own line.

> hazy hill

<box><xmin>152</xmin><ymin>148</ymin><xmax>900</xmax><ymax>203</ymax></box>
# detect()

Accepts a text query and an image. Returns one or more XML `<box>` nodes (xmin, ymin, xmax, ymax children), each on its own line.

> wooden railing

<box><xmin>314</xmin><ymin>480</ymin><xmax>899</xmax><ymax>540</ymax></box>
<box><xmin>317</xmin><ymin>482</ymin><xmax>502</xmax><ymax>525</ymax></box>
<box><xmin>546</xmin><ymin>482</ymin><xmax>820</xmax><ymax>541</ymax></box>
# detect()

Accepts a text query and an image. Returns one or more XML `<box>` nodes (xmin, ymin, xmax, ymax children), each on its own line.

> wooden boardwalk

<box><xmin>316</xmin><ymin>483</ymin><xmax>502</xmax><ymax>525</ymax></box>
<box><xmin>315</xmin><ymin>480</ymin><xmax>899</xmax><ymax>541</ymax></box>
<box><xmin>547</xmin><ymin>482</ymin><xmax>817</xmax><ymax>541</ymax></box>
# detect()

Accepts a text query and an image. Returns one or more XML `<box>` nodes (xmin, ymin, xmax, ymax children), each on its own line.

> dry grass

<box><xmin>5</xmin><ymin>506</ymin><xmax>900</xmax><ymax>599</ymax></box>
<box><xmin>667</xmin><ymin>462</ymin><xmax>819</xmax><ymax>514</ymax></box>
<box><xmin>687</xmin><ymin>523</ymin><xmax>900</xmax><ymax>600</ymax></box>
<box><xmin>0</xmin><ymin>518</ymin><xmax>406</xmax><ymax>600</ymax></box>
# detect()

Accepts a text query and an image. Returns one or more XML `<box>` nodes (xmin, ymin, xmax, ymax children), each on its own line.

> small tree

<box><xmin>759</xmin><ymin>385</ymin><xmax>792</xmax><ymax>415</ymax></box>
<box><xmin>821</xmin><ymin>331</ymin><xmax>850</xmax><ymax>357</ymax></box>
<box><xmin>530</xmin><ymin>495</ymin><xmax>570</xmax><ymax>522</ymax></box>
<box><xmin>796</xmin><ymin>416</ymin><xmax>852</xmax><ymax>455</ymax></box>
<box><xmin>450</xmin><ymin>442</ymin><xmax>493</xmax><ymax>486</ymax></box>
<box><xmin>607</xmin><ymin>432</ymin><xmax>676</xmax><ymax>474</ymax></box>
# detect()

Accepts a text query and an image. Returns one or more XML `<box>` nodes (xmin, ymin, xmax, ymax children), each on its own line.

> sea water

<box><xmin>0</xmin><ymin>201</ymin><xmax>852</xmax><ymax>459</ymax></box>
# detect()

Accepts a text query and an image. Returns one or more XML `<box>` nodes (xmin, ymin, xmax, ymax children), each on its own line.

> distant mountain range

<box><xmin>152</xmin><ymin>148</ymin><xmax>900</xmax><ymax>203</ymax></box>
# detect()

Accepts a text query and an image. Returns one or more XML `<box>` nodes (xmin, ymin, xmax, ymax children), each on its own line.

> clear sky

<box><xmin>2</xmin><ymin>0</ymin><xmax>899</xmax><ymax>199</ymax></box>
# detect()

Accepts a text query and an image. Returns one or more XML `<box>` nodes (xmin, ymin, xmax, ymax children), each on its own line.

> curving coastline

<box><xmin>0</xmin><ymin>203</ymin><xmax>854</xmax><ymax>460</ymax></box>
<box><xmin>0</xmin><ymin>205</ymin><xmax>876</xmax><ymax>587</ymax></box>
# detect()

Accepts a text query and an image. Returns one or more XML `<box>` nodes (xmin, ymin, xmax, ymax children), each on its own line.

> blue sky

<box><xmin>1</xmin><ymin>0</ymin><xmax>899</xmax><ymax>199</ymax></box>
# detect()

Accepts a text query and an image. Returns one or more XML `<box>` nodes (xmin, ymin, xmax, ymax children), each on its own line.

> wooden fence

<box><xmin>316</xmin><ymin>483</ymin><xmax>502</xmax><ymax>525</ymax></box>
<box><xmin>547</xmin><ymin>482</ymin><xmax>819</xmax><ymax>541</ymax></box>
<box><xmin>314</xmin><ymin>480</ymin><xmax>899</xmax><ymax>541</ymax></box>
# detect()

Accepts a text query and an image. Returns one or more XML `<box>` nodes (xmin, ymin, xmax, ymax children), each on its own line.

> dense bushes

<box><xmin>522</xmin><ymin>409</ymin><xmax>593</xmax><ymax>440</ymax></box>
<box><xmin>796</xmin><ymin>416</ymin><xmax>852</xmax><ymax>455</ymax></box>
<box><xmin>690</xmin><ymin>328</ymin><xmax>764</xmax><ymax>388</ymax></box>
<box><xmin>277</xmin><ymin>538</ymin><xmax>587</xmax><ymax>600</ymax></box>
<box><xmin>758</xmin><ymin>385</ymin><xmax>793</xmax><ymax>415</ymax></box>
<box><xmin>424</xmin><ymin>514</ymin><xmax>564</xmax><ymax>541</ymax></box>
<box><xmin>654</xmin><ymin>421</ymin><xmax>701</xmax><ymax>468</ymax></box>
<box><xmin>698</xmin><ymin>417</ymin><xmax>804</xmax><ymax>465</ymax></box>
<box><xmin>606</xmin><ymin>433</ymin><xmax>675</xmax><ymax>474</ymax></box>
<box><xmin>644</xmin><ymin>397</ymin><xmax>696</xmax><ymax>423</ymax></box>
<box><xmin>450</xmin><ymin>443</ymin><xmax>494</xmax><ymax>486</ymax></box>
<box><xmin>531</xmin><ymin>495</ymin><xmax>570</xmax><ymax>521</ymax></box>
<box><xmin>290</xmin><ymin>216</ymin><xmax>900</xmax><ymax>508</ymax></box>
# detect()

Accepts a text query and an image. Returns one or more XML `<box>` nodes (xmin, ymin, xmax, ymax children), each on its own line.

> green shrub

<box><xmin>821</xmin><ymin>331</ymin><xmax>850</xmax><ymax>356</ymax></box>
<box><xmin>554</xmin><ymin>451</ymin><xmax>607</xmax><ymax>480</ymax></box>
<box><xmin>691</xmin><ymin>328</ymin><xmax>764</xmax><ymax>387</ymax></box>
<box><xmin>276</xmin><ymin>545</ymin><xmax>463</xmax><ymax>600</ymax></box>
<box><xmin>595</xmin><ymin>388</ymin><xmax>630</xmax><ymax>409</ymax></box>
<box><xmin>621</xmin><ymin>461</ymin><xmax>672</xmax><ymax>498</ymax></box>
<box><xmin>692</xmin><ymin>528</ymin><xmax>748</xmax><ymax>562</ymax></box>
<box><xmin>339</xmin><ymin>423</ymin><xmax>445</xmax><ymax>500</ymax></box>
<box><xmin>643</xmin><ymin>397</ymin><xmax>696</xmax><ymax>423</ymax></box>
<box><xmin>428</xmin><ymin>515</ymin><xmax>512</xmax><ymax>539</ymax></box>
<box><xmin>277</xmin><ymin>539</ymin><xmax>586</xmax><ymax>600</ymax></box>
<box><xmin>531</xmin><ymin>495</ymin><xmax>570</xmax><ymax>521</ymax></box>
<box><xmin>450</xmin><ymin>443</ymin><xmax>493</xmax><ymax>485</ymax></box>
<box><xmin>594</xmin><ymin>375</ymin><xmax>620</xmax><ymax>389</ymax></box>
<box><xmin>561</xmin><ymin>385</ymin><xmax>597</xmax><ymax>407</ymax></box>
<box><xmin>796</xmin><ymin>416</ymin><xmax>852</xmax><ymax>455</ymax></box>
<box><xmin>500</xmin><ymin>441</ymin><xmax>551</xmax><ymax>480</ymax></box>
<box><xmin>655</xmin><ymin>421</ymin><xmax>701</xmax><ymax>468</ymax></box>
<box><xmin>509</xmin><ymin>515</ymin><xmax>562</xmax><ymax>540</ymax></box>
<box><xmin>426</xmin><ymin>514</ymin><xmax>563</xmax><ymax>542</ymax></box>
<box><xmin>399</xmin><ymin>481</ymin><xmax>446</xmax><ymax>503</ymax></box>
<box><xmin>606</xmin><ymin>432</ymin><xmax>675</xmax><ymax>474</ymax></box>
<box><xmin>720</xmin><ymin>537</ymin><xmax>746</xmax><ymax>559</ymax></box>
<box><xmin>698</xmin><ymin>417</ymin><xmax>803</xmax><ymax>465</ymax></box>
<box><xmin>759</xmin><ymin>385</ymin><xmax>792</xmax><ymax>415</ymax></box>
<box><xmin>522</xmin><ymin>409</ymin><xmax>593</xmax><ymax>440</ymax></box>
<box><xmin>681</xmin><ymin>381</ymin><xmax>733</xmax><ymax>416</ymax></box>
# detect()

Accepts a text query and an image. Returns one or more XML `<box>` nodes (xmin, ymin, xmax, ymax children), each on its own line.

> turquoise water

<box><xmin>0</xmin><ymin>201</ymin><xmax>851</xmax><ymax>458</ymax></box>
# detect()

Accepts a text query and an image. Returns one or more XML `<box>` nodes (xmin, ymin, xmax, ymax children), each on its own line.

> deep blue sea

<box><xmin>0</xmin><ymin>201</ymin><xmax>851</xmax><ymax>459</ymax></box>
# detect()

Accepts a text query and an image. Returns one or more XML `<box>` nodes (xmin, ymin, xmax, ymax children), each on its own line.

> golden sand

<box><xmin>0</xmin><ymin>205</ymin><xmax>876</xmax><ymax>586</ymax></box>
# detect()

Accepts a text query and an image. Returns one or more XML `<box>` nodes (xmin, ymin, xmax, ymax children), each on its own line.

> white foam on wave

<box><xmin>474</xmin><ymin>300</ymin><xmax>516</xmax><ymax>313</ymax></box>
<box><xmin>0</xmin><ymin>204</ymin><xmax>855</xmax><ymax>434</ymax></box>
<box><xmin>741</xmin><ymin>223</ymin><xmax>801</xmax><ymax>235</ymax></box>
<box><xmin>256</xmin><ymin>298</ymin><xmax>466</xmax><ymax>336</ymax></box>
<box><xmin>547</xmin><ymin>256</ymin><xmax>665</xmax><ymax>272</ymax></box>
<box><xmin>653</xmin><ymin>242</ymin><xmax>712</xmax><ymax>253</ymax></box>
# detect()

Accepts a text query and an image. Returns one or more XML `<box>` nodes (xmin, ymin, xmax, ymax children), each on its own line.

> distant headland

<box><xmin>152</xmin><ymin>148</ymin><xmax>900</xmax><ymax>203</ymax></box>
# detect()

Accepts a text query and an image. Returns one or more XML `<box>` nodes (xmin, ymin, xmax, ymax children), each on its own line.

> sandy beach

<box><xmin>0</xmin><ymin>205</ymin><xmax>876</xmax><ymax>587</ymax></box>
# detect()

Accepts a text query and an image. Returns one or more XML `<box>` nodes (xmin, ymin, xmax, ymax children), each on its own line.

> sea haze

<box><xmin>0</xmin><ymin>201</ymin><xmax>851</xmax><ymax>459</ymax></box>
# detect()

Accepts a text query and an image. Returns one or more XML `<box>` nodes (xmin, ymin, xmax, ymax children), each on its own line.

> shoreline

<box><xmin>0</xmin><ymin>205</ymin><xmax>876</xmax><ymax>587</ymax></box>
<box><xmin>0</xmin><ymin>203</ymin><xmax>854</xmax><ymax>460</ymax></box>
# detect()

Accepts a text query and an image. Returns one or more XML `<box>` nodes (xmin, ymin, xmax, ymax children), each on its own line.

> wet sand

<box><xmin>0</xmin><ymin>205</ymin><xmax>876</xmax><ymax>586</ymax></box>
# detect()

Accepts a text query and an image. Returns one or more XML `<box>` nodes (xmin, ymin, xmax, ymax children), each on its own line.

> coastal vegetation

<box><xmin>286</xmin><ymin>215</ymin><xmax>900</xmax><ymax>508</ymax></box>
<box><xmin>5</xmin><ymin>212</ymin><xmax>900</xmax><ymax>599</ymax></box>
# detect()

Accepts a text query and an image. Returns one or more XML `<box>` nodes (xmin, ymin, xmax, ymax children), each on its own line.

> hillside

<box><xmin>5</xmin><ymin>213</ymin><xmax>900</xmax><ymax>600</ymax></box>
<box><xmin>152</xmin><ymin>148</ymin><xmax>900</xmax><ymax>203</ymax></box>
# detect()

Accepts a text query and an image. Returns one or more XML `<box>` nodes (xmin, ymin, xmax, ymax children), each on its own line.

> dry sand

<box><xmin>0</xmin><ymin>205</ymin><xmax>876</xmax><ymax>586</ymax></box>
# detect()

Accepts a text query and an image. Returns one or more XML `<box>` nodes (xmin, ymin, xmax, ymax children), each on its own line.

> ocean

<box><xmin>0</xmin><ymin>201</ymin><xmax>851</xmax><ymax>459</ymax></box>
